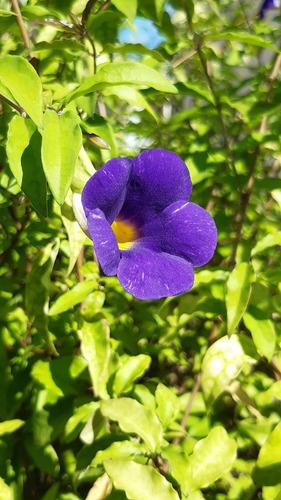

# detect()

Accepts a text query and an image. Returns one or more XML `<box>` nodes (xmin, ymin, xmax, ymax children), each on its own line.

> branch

<box><xmin>0</xmin><ymin>93</ymin><xmax>26</xmax><ymax>116</ymax></box>
<box><xmin>10</xmin><ymin>0</ymin><xmax>31</xmax><ymax>51</ymax></box>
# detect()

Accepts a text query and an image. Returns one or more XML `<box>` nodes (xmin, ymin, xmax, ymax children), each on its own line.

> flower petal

<box><xmin>82</xmin><ymin>157</ymin><xmax>132</xmax><ymax>223</ymax></box>
<box><xmin>87</xmin><ymin>208</ymin><xmax>120</xmax><ymax>275</ymax></box>
<box><xmin>120</xmin><ymin>149</ymin><xmax>192</xmax><ymax>225</ymax></box>
<box><xmin>117</xmin><ymin>247</ymin><xmax>194</xmax><ymax>300</ymax></box>
<box><xmin>143</xmin><ymin>201</ymin><xmax>217</xmax><ymax>267</ymax></box>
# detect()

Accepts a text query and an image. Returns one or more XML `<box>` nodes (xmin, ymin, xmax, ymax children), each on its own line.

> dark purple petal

<box><xmin>82</xmin><ymin>157</ymin><xmax>132</xmax><ymax>223</ymax></box>
<box><xmin>117</xmin><ymin>247</ymin><xmax>194</xmax><ymax>300</ymax></box>
<box><xmin>87</xmin><ymin>208</ymin><xmax>120</xmax><ymax>275</ymax></box>
<box><xmin>143</xmin><ymin>201</ymin><xmax>217</xmax><ymax>267</ymax></box>
<box><xmin>119</xmin><ymin>149</ymin><xmax>192</xmax><ymax>225</ymax></box>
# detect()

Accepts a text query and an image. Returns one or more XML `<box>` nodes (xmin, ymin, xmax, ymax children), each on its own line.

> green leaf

<box><xmin>0</xmin><ymin>419</ymin><xmax>24</xmax><ymax>436</ymax></box>
<box><xmin>6</xmin><ymin>115</ymin><xmax>47</xmax><ymax>216</ymax></box>
<box><xmin>25</xmin><ymin>441</ymin><xmax>60</xmax><ymax>477</ymax></box>
<box><xmin>61</xmin><ymin>193</ymin><xmax>87</xmax><ymax>275</ymax></box>
<box><xmin>155</xmin><ymin>384</ymin><xmax>179</xmax><ymax>429</ymax></box>
<box><xmin>0</xmin><ymin>55</ymin><xmax>43</xmax><ymax>127</ymax></box>
<box><xmin>100</xmin><ymin>398</ymin><xmax>163</xmax><ymax>453</ymax></box>
<box><xmin>253</xmin><ymin>422</ymin><xmax>281</xmax><ymax>486</ymax></box>
<box><xmin>189</xmin><ymin>426</ymin><xmax>237</xmax><ymax>490</ymax></box>
<box><xmin>112</xmin><ymin>354</ymin><xmax>151</xmax><ymax>396</ymax></box>
<box><xmin>244</xmin><ymin>312</ymin><xmax>276</xmax><ymax>362</ymax></box>
<box><xmin>25</xmin><ymin>239</ymin><xmax>60</xmax><ymax>354</ymax></box>
<box><xmin>0</xmin><ymin>478</ymin><xmax>12</xmax><ymax>500</ymax></box>
<box><xmin>92</xmin><ymin>440</ymin><xmax>147</xmax><ymax>465</ymax></box>
<box><xmin>31</xmin><ymin>356</ymin><xmax>87</xmax><ymax>399</ymax></box>
<box><xmin>80</xmin><ymin>320</ymin><xmax>112</xmax><ymax>399</ymax></box>
<box><xmin>155</xmin><ymin>0</ymin><xmax>167</xmax><ymax>21</ymax></box>
<box><xmin>41</xmin><ymin>109</ymin><xmax>82</xmax><ymax>205</ymax></box>
<box><xmin>65</xmin><ymin>62</ymin><xmax>177</xmax><ymax>103</ymax></box>
<box><xmin>102</xmin><ymin>85</ymin><xmax>158</xmax><ymax>121</ymax></box>
<box><xmin>104</xmin><ymin>459</ymin><xmax>180</xmax><ymax>500</ymax></box>
<box><xmin>207</xmin><ymin>30</ymin><xmax>280</xmax><ymax>53</ymax></box>
<box><xmin>49</xmin><ymin>280</ymin><xmax>97</xmax><ymax>316</ymax></box>
<box><xmin>251</xmin><ymin>232</ymin><xmax>281</xmax><ymax>256</ymax></box>
<box><xmin>111</xmin><ymin>0</ymin><xmax>137</xmax><ymax>22</ymax></box>
<box><xmin>226</xmin><ymin>262</ymin><xmax>255</xmax><ymax>335</ymax></box>
<box><xmin>201</xmin><ymin>335</ymin><xmax>245</xmax><ymax>406</ymax></box>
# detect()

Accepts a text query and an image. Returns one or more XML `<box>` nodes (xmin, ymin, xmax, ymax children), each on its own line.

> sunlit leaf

<box><xmin>0</xmin><ymin>55</ymin><xmax>43</xmax><ymax>127</ymax></box>
<box><xmin>65</xmin><ymin>62</ymin><xmax>177</xmax><ymax>103</ymax></box>
<box><xmin>226</xmin><ymin>262</ymin><xmax>255</xmax><ymax>335</ymax></box>
<box><xmin>100</xmin><ymin>398</ymin><xmax>163</xmax><ymax>453</ymax></box>
<box><xmin>0</xmin><ymin>419</ymin><xmax>24</xmax><ymax>436</ymax></box>
<box><xmin>112</xmin><ymin>354</ymin><xmax>151</xmax><ymax>396</ymax></box>
<box><xmin>80</xmin><ymin>320</ymin><xmax>112</xmax><ymax>399</ymax></box>
<box><xmin>111</xmin><ymin>0</ymin><xmax>137</xmax><ymax>22</ymax></box>
<box><xmin>41</xmin><ymin>109</ymin><xmax>82</xmax><ymax>205</ymax></box>
<box><xmin>244</xmin><ymin>312</ymin><xmax>276</xmax><ymax>362</ymax></box>
<box><xmin>201</xmin><ymin>335</ymin><xmax>245</xmax><ymax>406</ymax></box>
<box><xmin>104</xmin><ymin>459</ymin><xmax>180</xmax><ymax>500</ymax></box>
<box><xmin>253</xmin><ymin>422</ymin><xmax>281</xmax><ymax>486</ymax></box>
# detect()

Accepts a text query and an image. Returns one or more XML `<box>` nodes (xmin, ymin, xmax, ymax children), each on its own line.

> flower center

<box><xmin>111</xmin><ymin>218</ymin><xmax>138</xmax><ymax>250</ymax></box>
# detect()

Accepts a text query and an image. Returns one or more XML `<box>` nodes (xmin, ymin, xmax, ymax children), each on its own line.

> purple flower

<box><xmin>258</xmin><ymin>0</ymin><xmax>280</xmax><ymax>18</ymax></box>
<box><xmin>80</xmin><ymin>149</ymin><xmax>217</xmax><ymax>300</ymax></box>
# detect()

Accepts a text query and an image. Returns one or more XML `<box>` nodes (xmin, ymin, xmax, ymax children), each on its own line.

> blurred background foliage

<box><xmin>1</xmin><ymin>0</ymin><xmax>281</xmax><ymax>498</ymax></box>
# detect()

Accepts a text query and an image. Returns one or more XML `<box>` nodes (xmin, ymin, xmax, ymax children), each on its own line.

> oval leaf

<box><xmin>113</xmin><ymin>355</ymin><xmax>151</xmax><ymax>396</ymax></box>
<box><xmin>190</xmin><ymin>426</ymin><xmax>237</xmax><ymax>490</ymax></box>
<box><xmin>80</xmin><ymin>320</ymin><xmax>112</xmax><ymax>399</ymax></box>
<box><xmin>201</xmin><ymin>335</ymin><xmax>245</xmax><ymax>406</ymax></box>
<box><xmin>100</xmin><ymin>398</ymin><xmax>163</xmax><ymax>453</ymax></box>
<box><xmin>0</xmin><ymin>55</ymin><xmax>43</xmax><ymax>127</ymax></box>
<box><xmin>0</xmin><ymin>419</ymin><xmax>24</xmax><ymax>437</ymax></box>
<box><xmin>41</xmin><ymin>109</ymin><xmax>82</xmax><ymax>205</ymax></box>
<box><xmin>49</xmin><ymin>280</ymin><xmax>97</xmax><ymax>316</ymax></box>
<box><xmin>226</xmin><ymin>262</ymin><xmax>255</xmax><ymax>335</ymax></box>
<box><xmin>253</xmin><ymin>422</ymin><xmax>281</xmax><ymax>486</ymax></box>
<box><xmin>65</xmin><ymin>62</ymin><xmax>177</xmax><ymax>103</ymax></box>
<box><xmin>244</xmin><ymin>312</ymin><xmax>276</xmax><ymax>362</ymax></box>
<box><xmin>7</xmin><ymin>115</ymin><xmax>47</xmax><ymax>216</ymax></box>
<box><xmin>104</xmin><ymin>459</ymin><xmax>180</xmax><ymax>500</ymax></box>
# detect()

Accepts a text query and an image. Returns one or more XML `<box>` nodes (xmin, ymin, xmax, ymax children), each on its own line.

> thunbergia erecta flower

<box><xmin>258</xmin><ymin>0</ymin><xmax>280</xmax><ymax>18</ymax></box>
<box><xmin>80</xmin><ymin>149</ymin><xmax>217</xmax><ymax>300</ymax></box>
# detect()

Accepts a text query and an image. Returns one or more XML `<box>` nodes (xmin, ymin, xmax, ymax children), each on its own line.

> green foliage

<box><xmin>1</xmin><ymin>0</ymin><xmax>281</xmax><ymax>498</ymax></box>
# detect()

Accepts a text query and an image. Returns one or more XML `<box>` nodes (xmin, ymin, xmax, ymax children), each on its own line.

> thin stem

<box><xmin>172</xmin><ymin>373</ymin><xmax>201</xmax><ymax>446</ymax></box>
<box><xmin>0</xmin><ymin>93</ymin><xmax>26</xmax><ymax>116</ymax></box>
<box><xmin>10</xmin><ymin>0</ymin><xmax>31</xmax><ymax>51</ymax></box>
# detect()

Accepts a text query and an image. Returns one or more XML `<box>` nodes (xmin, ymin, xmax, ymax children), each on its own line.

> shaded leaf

<box><xmin>7</xmin><ymin>115</ymin><xmax>47</xmax><ymax>216</ymax></box>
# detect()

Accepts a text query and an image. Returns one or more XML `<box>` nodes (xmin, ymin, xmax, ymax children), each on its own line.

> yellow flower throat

<box><xmin>111</xmin><ymin>219</ymin><xmax>138</xmax><ymax>250</ymax></box>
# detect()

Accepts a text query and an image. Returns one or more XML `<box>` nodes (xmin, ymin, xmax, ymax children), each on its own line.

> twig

<box><xmin>0</xmin><ymin>93</ymin><xmax>26</xmax><ymax>116</ymax></box>
<box><xmin>172</xmin><ymin>373</ymin><xmax>201</xmax><ymax>446</ymax></box>
<box><xmin>10</xmin><ymin>0</ymin><xmax>32</xmax><ymax>52</ymax></box>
